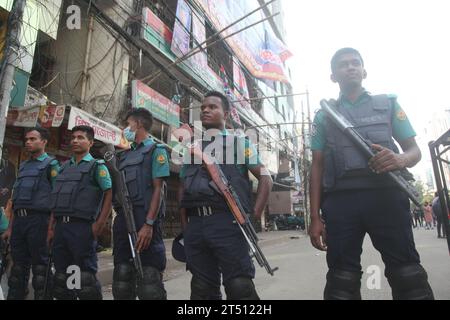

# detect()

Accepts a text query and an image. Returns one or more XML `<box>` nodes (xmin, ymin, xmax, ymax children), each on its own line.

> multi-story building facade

<box><xmin>1</xmin><ymin>0</ymin><xmax>298</xmax><ymax>237</ymax></box>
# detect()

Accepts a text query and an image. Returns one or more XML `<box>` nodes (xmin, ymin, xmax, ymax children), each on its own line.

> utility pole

<box><xmin>0</xmin><ymin>0</ymin><xmax>27</xmax><ymax>160</ymax></box>
<box><xmin>301</xmin><ymin>100</ymin><xmax>308</xmax><ymax>232</ymax></box>
<box><xmin>304</xmin><ymin>90</ymin><xmax>312</xmax><ymax>232</ymax></box>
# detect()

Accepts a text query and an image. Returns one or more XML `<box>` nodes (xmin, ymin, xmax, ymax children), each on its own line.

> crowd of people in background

<box><xmin>412</xmin><ymin>192</ymin><xmax>447</xmax><ymax>239</ymax></box>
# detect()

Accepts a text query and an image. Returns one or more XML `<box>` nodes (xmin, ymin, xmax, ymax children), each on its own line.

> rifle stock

<box><xmin>320</xmin><ymin>99</ymin><xmax>421</xmax><ymax>207</ymax></box>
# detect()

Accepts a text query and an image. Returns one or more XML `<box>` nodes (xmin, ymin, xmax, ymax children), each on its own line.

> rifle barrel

<box><xmin>320</xmin><ymin>99</ymin><xmax>421</xmax><ymax>207</ymax></box>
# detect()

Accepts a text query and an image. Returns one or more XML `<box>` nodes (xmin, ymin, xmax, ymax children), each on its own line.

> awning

<box><xmin>7</xmin><ymin>105</ymin><xmax>65</xmax><ymax>128</ymax></box>
<box><xmin>67</xmin><ymin>106</ymin><xmax>129</xmax><ymax>148</ymax></box>
<box><xmin>6</xmin><ymin>105</ymin><xmax>129</xmax><ymax>148</ymax></box>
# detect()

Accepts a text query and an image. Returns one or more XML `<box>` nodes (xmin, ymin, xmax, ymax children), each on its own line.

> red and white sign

<box><xmin>6</xmin><ymin>106</ymin><xmax>40</xmax><ymax>127</ymax></box>
<box><xmin>39</xmin><ymin>105</ymin><xmax>66</xmax><ymax>128</ymax></box>
<box><xmin>68</xmin><ymin>106</ymin><xmax>127</xmax><ymax>147</ymax></box>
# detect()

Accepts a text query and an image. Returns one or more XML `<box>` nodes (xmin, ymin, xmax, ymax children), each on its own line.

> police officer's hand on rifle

<box><xmin>369</xmin><ymin>144</ymin><xmax>407</xmax><ymax>174</ymax></box>
<box><xmin>309</xmin><ymin>217</ymin><xmax>327</xmax><ymax>251</ymax></box>
<box><xmin>136</xmin><ymin>224</ymin><xmax>152</xmax><ymax>254</ymax></box>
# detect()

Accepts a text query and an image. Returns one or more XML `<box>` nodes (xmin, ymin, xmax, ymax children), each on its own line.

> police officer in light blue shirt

<box><xmin>48</xmin><ymin>125</ymin><xmax>112</xmax><ymax>300</ymax></box>
<box><xmin>309</xmin><ymin>48</ymin><xmax>434</xmax><ymax>300</ymax></box>
<box><xmin>112</xmin><ymin>108</ymin><xmax>169</xmax><ymax>300</ymax></box>
<box><xmin>2</xmin><ymin>127</ymin><xmax>59</xmax><ymax>300</ymax></box>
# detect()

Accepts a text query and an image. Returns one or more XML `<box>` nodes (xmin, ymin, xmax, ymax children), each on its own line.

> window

<box><xmin>146</xmin><ymin>0</ymin><xmax>178</xmax><ymax>28</ymax></box>
<box><xmin>205</xmin><ymin>24</ymin><xmax>233</xmax><ymax>86</ymax></box>
<box><xmin>29</xmin><ymin>31</ymin><xmax>56</xmax><ymax>95</ymax></box>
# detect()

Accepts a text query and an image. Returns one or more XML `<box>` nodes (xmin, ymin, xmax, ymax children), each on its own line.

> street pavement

<box><xmin>102</xmin><ymin>227</ymin><xmax>450</xmax><ymax>300</ymax></box>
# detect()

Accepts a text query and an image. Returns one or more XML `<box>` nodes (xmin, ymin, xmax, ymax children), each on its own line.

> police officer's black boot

<box><xmin>190</xmin><ymin>276</ymin><xmax>222</xmax><ymax>300</ymax></box>
<box><xmin>136</xmin><ymin>266</ymin><xmax>167</xmax><ymax>300</ymax></box>
<box><xmin>32</xmin><ymin>264</ymin><xmax>50</xmax><ymax>300</ymax></box>
<box><xmin>323</xmin><ymin>269</ymin><xmax>362</xmax><ymax>300</ymax></box>
<box><xmin>385</xmin><ymin>264</ymin><xmax>434</xmax><ymax>300</ymax></box>
<box><xmin>78</xmin><ymin>272</ymin><xmax>103</xmax><ymax>300</ymax></box>
<box><xmin>53</xmin><ymin>272</ymin><xmax>76</xmax><ymax>300</ymax></box>
<box><xmin>224</xmin><ymin>277</ymin><xmax>260</xmax><ymax>300</ymax></box>
<box><xmin>7</xmin><ymin>264</ymin><xmax>30</xmax><ymax>300</ymax></box>
<box><xmin>112</xmin><ymin>263</ymin><xmax>136</xmax><ymax>300</ymax></box>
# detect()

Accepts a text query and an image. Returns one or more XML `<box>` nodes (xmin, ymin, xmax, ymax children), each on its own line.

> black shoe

<box><xmin>96</xmin><ymin>244</ymin><xmax>106</xmax><ymax>253</ymax></box>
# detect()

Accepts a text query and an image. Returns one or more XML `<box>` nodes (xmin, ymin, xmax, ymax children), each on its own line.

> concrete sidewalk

<box><xmin>97</xmin><ymin>230</ymin><xmax>303</xmax><ymax>286</ymax></box>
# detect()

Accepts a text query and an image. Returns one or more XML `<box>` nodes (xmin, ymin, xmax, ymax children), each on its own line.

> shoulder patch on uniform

<box><xmin>157</xmin><ymin>154</ymin><xmax>166</xmax><ymax>164</ymax></box>
<box><xmin>244</xmin><ymin>148</ymin><xmax>253</xmax><ymax>158</ymax></box>
<box><xmin>99</xmin><ymin>169</ymin><xmax>108</xmax><ymax>177</ymax></box>
<box><xmin>51</xmin><ymin>169</ymin><xmax>58</xmax><ymax>177</ymax></box>
<box><xmin>396</xmin><ymin>108</ymin><xmax>407</xmax><ymax>121</ymax></box>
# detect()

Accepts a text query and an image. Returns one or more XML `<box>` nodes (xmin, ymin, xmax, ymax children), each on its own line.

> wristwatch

<box><xmin>145</xmin><ymin>218</ymin><xmax>155</xmax><ymax>226</ymax></box>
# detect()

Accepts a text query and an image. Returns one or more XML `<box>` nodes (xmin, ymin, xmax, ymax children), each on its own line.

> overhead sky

<box><xmin>282</xmin><ymin>0</ymin><xmax>450</xmax><ymax>179</ymax></box>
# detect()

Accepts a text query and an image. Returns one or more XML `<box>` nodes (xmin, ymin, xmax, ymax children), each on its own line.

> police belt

<box><xmin>187</xmin><ymin>206</ymin><xmax>230</xmax><ymax>217</ymax></box>
<box><xmin>55</xmin><ymin>216</ymin><xmax>93</xmax><ymax>224</ymax></box>
<box><xmin>14</xmin><ymin>209</ymin><xmax>50</xmax><ymax>217</ymax></box>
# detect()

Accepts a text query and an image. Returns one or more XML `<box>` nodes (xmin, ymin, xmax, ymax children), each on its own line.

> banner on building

<box><xmin>6</xmin><ymin>106</ymin><xmax>40</xmax><ymax>127</ymax></box>
<box><xmin>141</xmin><ymin>6</ymin><xmax>224</xmax><ymax>92</ymax></box>
<box><xmin>190</xmin><ymin>12</ymin><xmax>207</xmax><ymax>69</ymax></box>
<box><xmin>171</xmin><ymin>0</ymin><xmax>192</xmax><ymax>58</ymax></box>
<box><xmin>39</xmin><ymin>105</ymin><xmax>65</xmax><ymax>128</ymax></box>
<box><xmin>233</xmin><ymin>58</ymin><xmax>250</xmax><ymax>99</ymax></box>
<box><xmin>131</xmin><ymin>80</ymin><xmax>180</xmax><ymax>128</ymax></box>
<box><xmin>193</xmin><ymin>0</ymin><xmax>292</xmax><ymax>83</ymax></box>
<box><xmin>141</xmin><ymin>6</ymin><xmax>173</xmax><ymax>51</ymax></box>
<box><xmin>68</xmin><ymin>106</ymin><xmax>125</xmax><ymax>147</ymax></box>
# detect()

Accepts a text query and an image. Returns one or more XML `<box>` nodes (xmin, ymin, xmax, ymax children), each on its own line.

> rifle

<box><xmin>43</xmin><ymin>246</ymin><xmax>53</xmax><ymax>300</ymax></box>
<box><xmin>320</xmin><ymin>99</ymin><xmax>421</xmax><ymax>207</ymax></box>
<box><xmin>174</xmin><ymin>124</ymin><xmax>278</xmax><ymax>276</ymax></box>
<box><xmin>104</xmin><ymin>151</ymin><xmax>144</xmax><ymax>280</ymax></box>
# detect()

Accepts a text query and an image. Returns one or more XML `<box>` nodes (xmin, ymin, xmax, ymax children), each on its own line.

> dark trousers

<box><xmin>10</xmin><ymin>214</ymin><xmax>49</xmax><ymax>267</ymax></box>
<box><xmin>53</xmin><ymin>220</ymin><xmax>98</xmax><ymax>274</ymax></box>
<box><xmin>8</xmin><ymin>213</ymin><xmax>49</xmax><ymax>299</ymax></box>
<box><xmin>113</xmin><ymin>207</ymin><xmax>166</xmax><ymax>271</ymax></box>
<box><xmin>414</xmin><ymin>217</ymin><xmax>423</xmax><ymax>228</ymax></box>
<box><xmin>321</xmin><ymin>188</ymin><xmax>421</xmax><ymax>273</ymax></box>
<box><xmin>436</xmin><ymin>219</ymin><xmax>447</xmax><ymax>237</ymax></box>
<box><xmin>184</xmin><ymin>211</ymin><xmax>255</xmax><ymax>287</ymax></box>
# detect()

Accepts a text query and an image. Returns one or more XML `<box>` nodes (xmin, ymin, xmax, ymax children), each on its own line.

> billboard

<box><xmin>141</xmin><ymin>7</ymin><xmax>223</xmax><ymax>92</ymax></box>
<box><xmin>131</xmin><ymin>80</ymin><xmax>180</xmax><ymax>128</ymax></box>
<box><xmin>193</xmin><ymin>0</ymin><xmax>292</xmax><ymax>83</ymax></box>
